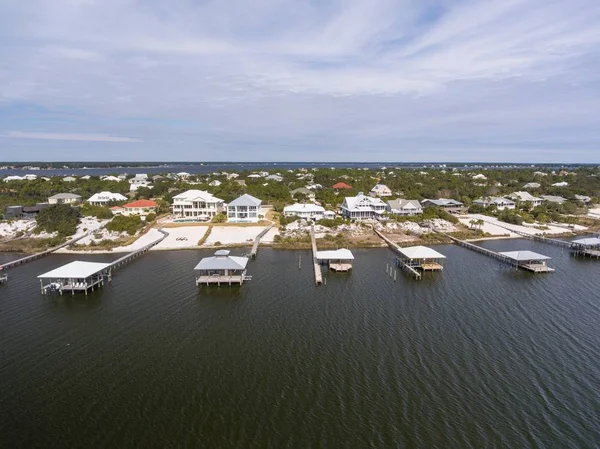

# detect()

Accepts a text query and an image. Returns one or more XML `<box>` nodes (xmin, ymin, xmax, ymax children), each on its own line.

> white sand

<box><xmin>153</xmin><ymin>226</ymin><xmax>210</xmax><ymax>250</ymax></box>
<box><xmin>462</xmin><ymin>214</ymin><xmax>585</xmax><ymax>236</ymax></box>
<box><xmin>111</xmin><ymin>228</ymin><xmax>165</xmax><ymax>252</ymax></box>
<box><xmin>0</xmin><ymin>219</ymin><xmax>36</xmax><ymax>238</ymax></box>
<box><xmin>204</xmin><ymin>226</ymin><xmax>269</xmax><ymax>246</ymax></box>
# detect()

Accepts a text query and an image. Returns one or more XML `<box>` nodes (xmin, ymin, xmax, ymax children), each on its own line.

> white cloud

<box><xmin>0</xmin><ymin>0</ymin><xmax>599</xmax><ymax>161</ymax></box>
<box><xmin>3</xmin><ymin>132</ymin><xmax>141</xmax><ymax>142</ymax></box>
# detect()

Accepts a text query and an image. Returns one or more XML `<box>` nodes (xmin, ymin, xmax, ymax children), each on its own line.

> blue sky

<box><xmin>1</xmin><ymin>0</ymin><xmax>599</xmax><ymax>162</ymax></box>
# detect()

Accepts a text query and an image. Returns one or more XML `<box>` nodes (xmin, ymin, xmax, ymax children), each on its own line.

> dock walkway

<box><xmin>478</xmin><ymin>218</ymin><xmax>573</xmax><ymax>249</ymax></box>
<box><xmin>0</xmin><ymin>232</ymin><xmax>90</xmax><ymax>272</ymax></box>
<box><xmin>249</xmin><ymin>224</ymin><xmax>274</xmax><ymax>258</ymax></box>
<box><xmin>373</xmin><ymin>229</ymin><xmax>421</xmax><ymax>279</ymax></box>
<box><xmin>109</xmin><ymin>229</ymin><xmax>169</xmax><ymax>272</ymax></box>
<box><xmin>310</xmin><ymin>225</ymin><xmax>322</xmax><ymax>285</ymax></box>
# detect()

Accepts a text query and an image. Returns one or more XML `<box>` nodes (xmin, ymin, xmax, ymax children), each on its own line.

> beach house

<box><xmin>283</xmin><ymin>203</ymin><xmax>326</xmax><ymax>220</ymax></box>
<box><xmin>120</xmin><ymin>199</ymin><xmax>158</xmax><ymax>218</ymax></box>
<box><xmin>172</xmin><ymin>189</ymin><xmax>224</xmax><ymax>219</ymax></box>
<box><xmin>227</xmin><ymin>194</ymin><xmax>262</xmax><ymax>223</ymax></box>
<box><xmin>472</xmin><ymin>197</ymin><xmax>516</xmax><ymax>211</ymax></box>
<box><xmin>87</xmin><ymin>192</ymin><xmax>128</xmax><ymax>206</ymax></box>
<box><xmin>386</xmin><ymin>199</ymin><xmax>423</xmax><ymax>216</ymax></box>
<box><xmin>369</xmin><ymin>184</ymin><xmax>392</xmax><ymax>197</ymax></box>
<box><xmin>421</xmin><ymin>198</ymin><xmax>466</xmax><ymax>214</ymax></box>
<box><xmin>341</xmin><ymin>193</ymin><xmax>387</xmax><ymax>220</ymax></box>
<box><xmin>48</xmin><ymin>193</ymin><xmax>83</xmax><ymax>205</ymax></box>
<box><xmin>506</xmin><ymin>191</ymin><xmax>544</xmax><ymax>207</ymax></box>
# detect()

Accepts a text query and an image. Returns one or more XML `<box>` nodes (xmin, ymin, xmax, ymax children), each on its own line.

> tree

<box><xmin>36</xmin><ymin>204</ymin><xmax>79</xmax><ymax>237</ymax></box>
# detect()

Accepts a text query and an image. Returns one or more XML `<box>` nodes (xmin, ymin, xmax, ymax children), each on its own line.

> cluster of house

<box><xmin>472</xmin><ymin>191</ymin><xmax>591</xmax><ymax>211</ymax></box>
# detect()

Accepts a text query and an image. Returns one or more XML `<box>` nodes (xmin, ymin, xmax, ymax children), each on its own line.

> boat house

<box><xmin>498</xmin><ymin>251</ymin><xmax>554</xmax><ymax>273</ymax></box>
<box><xmin>397</xmin><ymin>246</ymin><xmax>446</xmax><ymax>271</ymax></box>
<box><xmin>315</xmin><ymin>249</ymin><xmax>354</xmax><ymax>272</ymax></box>
<box><xmin>38</xmin><ymin>261</ymin><xmax>112</xmax><ymax>295</ymax></box>
<box><xmin>194</xmin><ymin>250</ymin><xmax>250</xmax><ymax>286</ymax></box>
<box><xmin>570</xmin><ymin>237</ymin><xmax>600</xmax><ymax>258</ymax></box>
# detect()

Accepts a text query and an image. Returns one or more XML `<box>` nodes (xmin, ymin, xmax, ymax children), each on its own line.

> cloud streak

<box><xmin>0</xmin><ymin>0</ymin><xmax>599</xmax><ymax>161</ymax></box>
<box><xmin>3</xmin><ymin>131</ymin><xmax>141</xmax><ymax>143</ymax></box>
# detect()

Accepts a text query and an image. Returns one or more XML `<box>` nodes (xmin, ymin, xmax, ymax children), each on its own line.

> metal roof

<box><xmin>194</xmin><ymin>252</ymin><xmax>249</xmax><ymax>271</ymax></box>
<box><xmin>398</xmin><ymin>246</ymin><xmax>446</xmax><ymax>259</ymax></box>
<box><xmin>38</xmin><ymin>261</ymin><xmax>111</xmax><ymax>279</ymax></box>
<box><xmin>571</xmin><ymin>237</ymin><xmax>600</xmax><ymax>246</ymax></box>
<box><xmin>228</xmin><ymin>194</ymin><xmax>262</xmax><ymax>207</ymax></box>
<box><xmin>49</xmin><ymin>193</ymin><xmax>82</xmax><ymax>199</ymax></box>
<box><xmin>316</xmin><ymin>249</ymin><xmax>354</xmax><ymax>260</ymax></box>
<box><xmin>499</xmin><ymin>251</ymin><xmax>551</xmax><ymax>261</ymax></box>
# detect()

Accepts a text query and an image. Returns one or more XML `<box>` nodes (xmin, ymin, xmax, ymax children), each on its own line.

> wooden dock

<box><xmin>108</xmin><ymin>229</ymin><xmax>169</xmax><ymax>272</ymax></box>
<box><xmin>374</xmin><ymin>229</ymin><xmax>421</xmax><ymax>279</ymax></box>
<box><xmin>249</xmin><ymin>224</ymin><xmax>274</xmax><ymax>258</ymax></box>
<box><xmin>477</xmin><ymin>218</ymin><xmax>573</xmax><ymax>248</ymax></box>
<box><xmin>0</xmin><ymin>232</ymin><xmax>90</xmax><ymax>272</ymax></box>
<box><xmin>310</xmin><ymin>225</ymin><xmax>322</xmax><ymax>285</ymax></box>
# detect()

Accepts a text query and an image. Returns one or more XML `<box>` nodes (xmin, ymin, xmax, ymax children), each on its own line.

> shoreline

<box><xmin>0</xmin><ymin>232</ymin><xmax>572</xmax><ymax>254</ymax></box>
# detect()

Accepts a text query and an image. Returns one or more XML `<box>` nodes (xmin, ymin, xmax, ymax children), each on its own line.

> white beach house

<box><xmin>506</xmin><ymin>191</ymin><xmax>544</xmax><ymax>207</ymax></box>
<box><xmin>172</xmin><ymin>189</ymin><xmax>225</xmax><ymax>219</ymax></box>
<box><xmin>87</xmin><ymin>191</ymin><xmax>128</xmax><ymax>206</ymax></box>
<box><xmin>227</xmin><ymin>194</ymin><xmax>262</xmax><ymax>223</ymax></box>
<box><xmin>472</xmin><ymin>197</ymin><xmax>516</xmax><ymax>211</ymax></box>
<box><xmin>283</xmin><ymin>203</ymin><xmax>326</xmax><ymax>220</ymax></box>
<box><xmin>369</xmin><ymin>184</ymin><xmax>392</xmax><ymax>197</ymax></box>
<box><xmin>48</xmin><ymin>193</ymin><xmax>83</xmax><ymax>205</ymax></box>
<box><xmin>386</xmin><ymin>199</ymin><xmax>423</xmax><ymax>216</ymax></box>
<box><xmin>341</xmin><ymin>193</ymin><xmax>387</xmax><ymax>220</ymax></box>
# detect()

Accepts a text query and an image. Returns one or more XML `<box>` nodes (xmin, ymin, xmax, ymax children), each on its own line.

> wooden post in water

<box><xmin>299</xmin><ymin>255</ymin><xmax>301</xmax><ymax>269</ymax></box>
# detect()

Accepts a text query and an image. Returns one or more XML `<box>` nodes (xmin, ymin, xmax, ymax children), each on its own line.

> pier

<box><xmin>249</xmin><ymin>224</ymin><xmax>274</xmax><ymax>258</ymax></box>
<box><xmin>194</xmin><ymin>250</ymin><xmax>251</xmax><ymax>286</ymax></box>
<box><xmin>441</xmin><ymin>232</ymin><xmax>554</xmax><ymax>273</ymax></box>
<box><xmin>39</xmin><ymin>261</ymin><xmax>112</xmax><ymax>295</ymax></box>
<box><xmin>316</xmin><ymin>249</ymin><xmax>354</xmax><ymax>272</ymax></box>
<box><xmin>108</xmin><ymin>228</ymin><xmax>169</xmax><ymax>271</ymax></box>
<box><xmin>310</xmin><ymin>225</ymin><xmax>323</xmax><ymax>285</ymax></box>
<box><xmin>0</xmin><ymin>232</ymin><xmax>90</xmax><ymax>273</ymax></box>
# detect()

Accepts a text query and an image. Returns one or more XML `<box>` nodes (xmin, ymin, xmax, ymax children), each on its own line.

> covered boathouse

<box><xmin>38</xmin><ymin>261</ymin><xmax>111</xmax><ymax>295</ymax></box>
<box><xmin>315</xmin><ymin>249</ymin><xmax>354</xmax><ymax>272</ymax></box>
<box><xmin>498</xmin><ymin>251</ymin><xmax>554</xmax><ymax>273</ymax></box>
<box><xmin>194</xmin><ymin>250</ymin><xmax>250</xmax><ymax>286</ymax></box>
<box><xmin>397</xmin><ymin>246</ymin><xmax>446</xmax><ymax>271</ymax></box>
<box><xmin>570</xmin><ymin>237</ymin><xmax>600</xmax><ymax>258</ymax></box>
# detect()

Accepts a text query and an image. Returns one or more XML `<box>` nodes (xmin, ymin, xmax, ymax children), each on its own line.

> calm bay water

<box><xmin>1</xmin><ymin>240</ymin><xmax>599</xmax><ymax>448</ymax></box>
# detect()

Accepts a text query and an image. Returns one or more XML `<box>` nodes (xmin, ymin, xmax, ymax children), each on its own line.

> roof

<box><xmin>473</xmin><ymin>197</ymin><xmax>515</xmax><ymax>205</ymax></box>
<box><xmin>499</xmin><ymin>251</ymin><xmax>551</xmax><ymax>261</ymax></box>
<box><xmin>228</xmin><ymin>194</ymin><xmax>262</xmax><ymax>207</ymax></box>
<box><xmin>398</xmin><ymin>245</ymin><xmax>446</xmax><ymax>259</ymax></box>
<box><xmin>540</xmin><ymin>195</ymin><xmax>567</xmax><ymax>203</ymax></box>
<box><xmin>508</xmin><ymin>191</ymin><xmax>542</xmax><ymax>202</ymax></box>
<box><xmin>333</xmin><ymin>182</ymin><xmax>352</xmax><ymax>189</ymax></box>
<box><xmin>87</xmin><ymin>191</ymin><xmax>128</xmax><ymax>202</ymax></box>
<box><xmin>193</xmin><ymin>251</ymin><xmax>249</xmax><ymax>271</ymax></box>
<box><xmin>49</xmin><ymin>193</ymin><xmax>82</xmax><ymax>199</ymax></box>
<box><xmin>343</xmin><ymin>194</ymin><xmax>386</xmax><ymax>211</ymax></box>
<box><xmin>316</xmin><ymin>249</ymin><xmax>354</xmax><ymax>260</ymax></box>
<box><xmin>371</xmin><ymin>184</ymin><xmax>390</xmax><ymax>191</ymax></box>
<box><xmin>123</xmin><ymin>199</ymin><xmax>158</xmax><ymax>208</ymax></box>
<box><xmin>422</xmin><ymin>198</ymin><xmax>463</xmax><ymax>207</ymax></box>
<box><xmin>284</xmin><ymin>203</ymin><xmax>325</xmax><ymax>213</ymax></box>
<box><xmin>173</xmin><ymin>189</ymin><xmax>223</xmax><ymax>203</ymax></box>
<box><xmin>387</xmin><ymin>199</ymin><xmax>422</xmax><ymax>210</ymax></box>
<box><xmin>38</xmin><ymin>261</ymin><xmax>111</xmax><ymax>279</ymax></box>
<box><xmin>571</xmin><ymin>237</ymin><xmax>600</xmax><ymax>246</ymax></box>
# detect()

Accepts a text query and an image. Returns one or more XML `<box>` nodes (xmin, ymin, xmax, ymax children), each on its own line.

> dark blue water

<box><xmin>1</xmin><ymin>241</ymin><xmax>599</xmax><ymax>448</ymax></box>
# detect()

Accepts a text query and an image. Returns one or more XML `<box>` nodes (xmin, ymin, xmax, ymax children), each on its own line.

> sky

<box><xmin>1</xmin><ymin>0</ymin><xmax>599</xmax><ymax>163</ymax></box>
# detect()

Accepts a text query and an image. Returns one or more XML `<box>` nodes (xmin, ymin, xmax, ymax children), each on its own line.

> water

<box><xmin>1</xmin><ymin>241</ymin><xmax>599</xmax><ymax>448</ymax></box>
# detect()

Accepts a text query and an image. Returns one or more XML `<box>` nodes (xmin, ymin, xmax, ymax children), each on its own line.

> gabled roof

<box><xmin>228</xmin><ymin>194</ymin><xmax>262</xmax><ymax>207</ymax></box>
<box><xmin>387</xmin><ymin>199</ymin><xmax>422</xmax><ymax>210</ymax></box>
<box><xmin>87</xmin><ymin>192</ymin><xmax>128</xmax><ymax>202</ymax></box>
<box><xmin>194</xmin><ymin>251</ymin><xmax>249</xmax><ymax>271</ymax></box>
<box><xmin>499</xmin><ymin>251</ymin><xmax>551</xmax><ymax>261</ymax></box>
<box><xmin>344</xmin><ymin>194</ymin><xmax>386</xmax><ymax>210</ymax></box>
<box><xmin>370</xmin><ymin>184</ymin><xmax>390</xmax><ymax>191</ymax></box>
<box><xmin>507</xmin><ymin>191</ymin><xmax>542</xmax><ymax>202</ymax></box>
<box><xmin>38</xmin><ymin>261</ymin><xmax>111</xmax><ymax>279</ymax></box>
<box><xmin>398</xmin><ymin>246</ymin><xmax>446</xmax><ymax>259</ymax></box>
<box><xmin>283</xmin><ymin>203</ymin><xmax>325</xmax><ymax>213</ymax></box>
<box><xmin>540</xmin><ymin>195</ymin><xmax>567</xmax><ymax>203</ymax></box>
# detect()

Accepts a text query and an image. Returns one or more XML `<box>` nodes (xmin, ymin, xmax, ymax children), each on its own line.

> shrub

<box><xmin>35</xmin><ymin>204</ymin><xmax>79</xmax><ymax>237</ymax></box>
<box><xmin>145</xmin><ymin>213</ymin><xmax>156</xmax><ymax>222</ymax></box>
<box><xmin>106</xmin><ymin>215</ymin><xmax>143</xmax><ymax>235</ymax></box>
<box><xmin>80</xmin><ymin>204</ymin><xmax>114</xmax><ymax>219</ymax></box>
